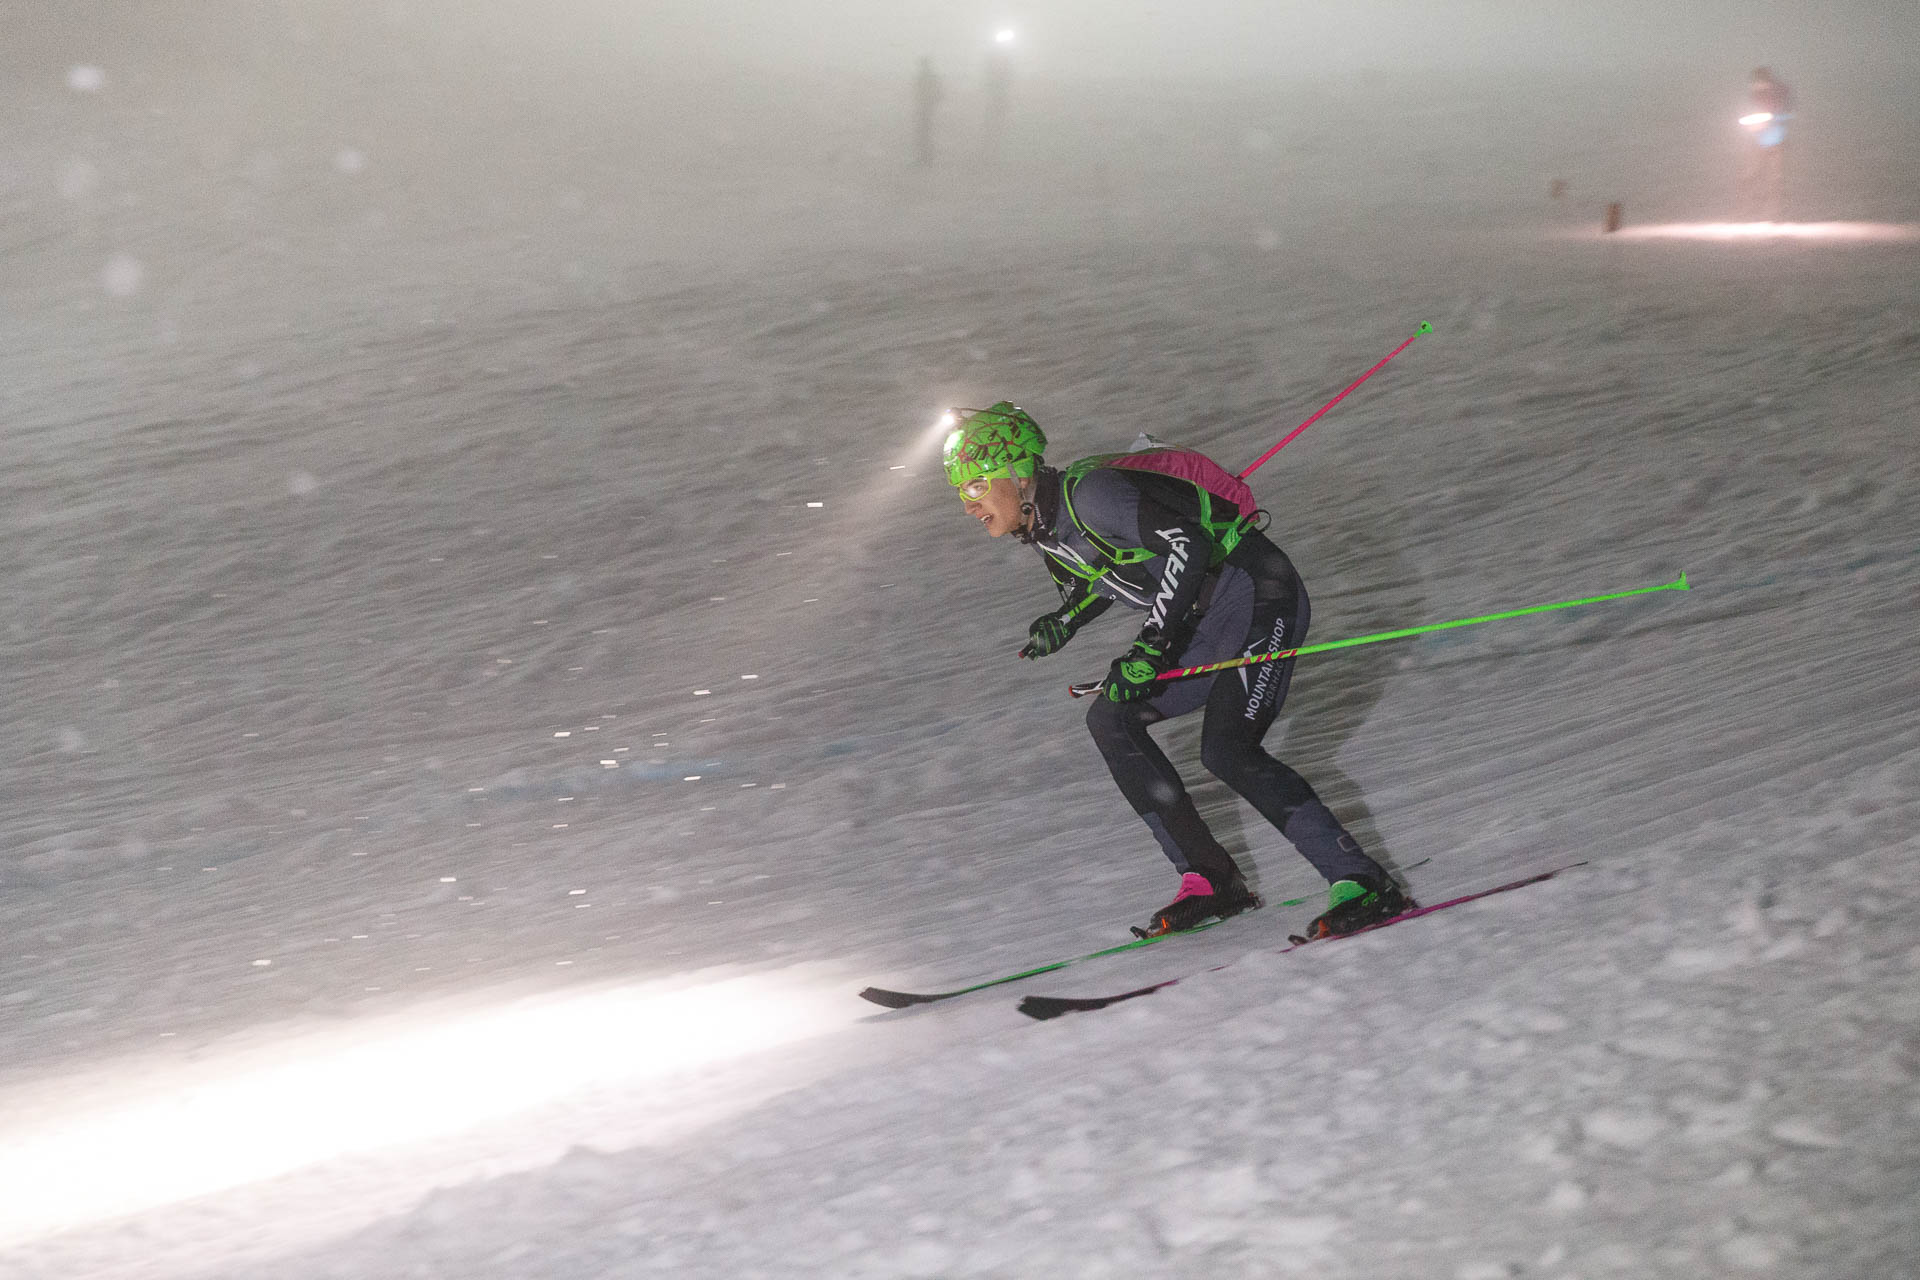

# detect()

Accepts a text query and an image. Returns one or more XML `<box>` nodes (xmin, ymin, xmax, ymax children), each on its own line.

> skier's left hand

<box><xmin>1104</xmin><ymin>634</ymin><xmax>1169</xmax><ymax>703</ymax></box>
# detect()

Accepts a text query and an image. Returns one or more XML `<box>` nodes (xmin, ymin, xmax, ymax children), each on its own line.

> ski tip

<box><xmin>1416</xmin><ymin>320</ymin><xmax>1433</xmax><ymax>334</ymax></box>
<box><xmin>859</xmin><ymin>987</ymin><xmax>934</xmax><ymax>1009</ymax></box>
<box><xmin>1675</xmin><ymin>569</ymin><xmax>1690</xmax><ymax>590</ymax></box>
<box><xmin>1018</xmin><ymin>994</ymin><xmax>1106</xmax><ymax>1021</ymax></box>
<box><xmin>1020</xmin><ymin>980</ymin><xmax>1172</xmax><ymax>1020</ymax></box>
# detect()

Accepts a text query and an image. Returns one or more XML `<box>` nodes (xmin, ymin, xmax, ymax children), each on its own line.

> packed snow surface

<box><xmin>3</xmin><ymin>17</ymin><xmax>1917</xmax><ymax>1280</ymax></box>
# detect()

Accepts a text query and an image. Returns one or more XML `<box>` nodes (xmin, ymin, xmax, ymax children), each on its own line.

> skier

<box><xmin>1739</xmin><ymin>66</ymin><xmax>1793</xmax><ymax>220</ymax></box>
<box><xmin>941</xmin><ymin>402</ymin><xmax>1411</xmax><ymax>938</ymax></box>
<box><xmin>982</xmin><ymin>36</ymin><xmax>1013</xmax><ymax>161</ymax></box>
<box><xmin>911</xmin><ymin>56</ymin><xmax>943</xmax><ymax>169</ymax></box>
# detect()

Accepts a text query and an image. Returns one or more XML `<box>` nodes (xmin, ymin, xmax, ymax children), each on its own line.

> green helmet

<box><xmin>941</xmin><ymin>402</ymin><xmax>1047</xmax><ymax>490</ymax></box>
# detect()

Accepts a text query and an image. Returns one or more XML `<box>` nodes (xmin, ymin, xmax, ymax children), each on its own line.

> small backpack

<box><xmin>1061</xmin><ymin>435</ymin><xmax>1262</xmax><ymax>570</ymax></box>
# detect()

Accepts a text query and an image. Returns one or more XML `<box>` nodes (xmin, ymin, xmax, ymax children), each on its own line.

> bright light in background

<box><xmin>0</xmin><ymin>967</ymin><xmax>856</xmax><ymax>1246</ymax></box>
<box><xmin>1738</xmin><ymin>112</ymin><xmax>1773</xmax><ymax>126</ymax></box>
<box><xmin>994</xmin><ymin>27</ymin><xmax>1017</xmax><ymax>45</ymax></box>
<box><xmin>1592</xmin><ymin>222</ymin><xmax>1920</xmax><ymax>242</ymax></box>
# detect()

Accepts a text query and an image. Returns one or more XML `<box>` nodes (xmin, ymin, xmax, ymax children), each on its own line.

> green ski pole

<box><xmin>1068</xmin><ymin>572</ymin><xmax>1689</xmax><ymax>698</ymax></box>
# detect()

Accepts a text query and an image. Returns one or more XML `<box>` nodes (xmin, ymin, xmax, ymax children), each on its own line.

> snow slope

<box><xmin>3</xmin><ymin>16</ymin><xmax>1918</xmax><ymax>1280</ymax></box>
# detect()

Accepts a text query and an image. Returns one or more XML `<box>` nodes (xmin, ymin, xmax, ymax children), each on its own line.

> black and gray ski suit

<box><xmin>1024</xmin><ymin>463</ymin><xmax>1386</xmax><ymax>891</ymax></box>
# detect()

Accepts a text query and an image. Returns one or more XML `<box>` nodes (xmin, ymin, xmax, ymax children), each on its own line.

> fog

<box><xmin>10</xmin><ymin>0</ymin><xmax>1916</xmax><ymax>281</ymax></box>
<box><xmin>16</xmin><ymin>1</ymin><xmax>1919</xmax><ymax>80</ymax></box>
<box><xmin>4</xmin><ymin>3</ymin><xmax>1918</xmax><ymax>1278</ymax></box>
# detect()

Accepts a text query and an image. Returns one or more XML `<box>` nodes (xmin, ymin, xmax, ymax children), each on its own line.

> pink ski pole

<box><xmin>1237</xmin><ymin>322</ymin><xmax>1431</xmax><ymax>479</ymax></box>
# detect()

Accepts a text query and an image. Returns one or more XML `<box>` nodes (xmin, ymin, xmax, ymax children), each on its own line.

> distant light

<box><xmin>66</xmin><ymin>65</ymin><xmax>105</xmax><ymax>93</ymax></box>
<box><xmin>1738</xmin><ymin>112</ymin><xmax>1773</xmax><ymax>126</ymax></box>
<box><xmin>806</xmin><ymin>501</ymin><xmax>824</xmax><ymax>508</ymax></box>
<box><xmin>994</xmin><ymin>28</ymin><xmax>1016</xmax><ymax>44</ymax></box>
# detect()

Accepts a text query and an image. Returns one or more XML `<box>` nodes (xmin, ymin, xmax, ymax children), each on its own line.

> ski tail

<box><xmin>1313</xmin><ymin>864</ymin><xmax>1580</xmax><ymax>941</ymax></box>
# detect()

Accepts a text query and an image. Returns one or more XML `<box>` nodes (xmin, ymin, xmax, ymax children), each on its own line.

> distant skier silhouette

<box><xmin>1740</xmin><ymin>67</ymin><xmax>1793</xmax><ymax>220</ymax></box>
<box><xmin>912</xmin><ymin>56</ymin><xmax>943</xmax><ymax>169</ymax></box>
<box><xmin>982</xmin><ymin>41</ymin><xmax>1013</xmax><ymax>162</ymax></box>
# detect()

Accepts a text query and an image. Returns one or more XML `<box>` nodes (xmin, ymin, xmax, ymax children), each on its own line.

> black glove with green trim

<box><xmin>1019</xmin><ymin>593</ymin><xmax>1110</xmax><ymax>660</ymax></box>
<box><xmin>1020</xmin><ymin>610</ymin><xmax>1079</xmax><ymax>659</ymax></box>
<box><xmin>1104</xmin><ymin>632</ymin><xmax>1171</xmax><ymax>703</ymax></box>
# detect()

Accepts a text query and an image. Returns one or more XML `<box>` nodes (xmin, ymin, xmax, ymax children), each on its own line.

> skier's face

<box><xmin>959</xmin><ymin>476</ymin><xmax>1029</xmax><ymax>538</ymax></box>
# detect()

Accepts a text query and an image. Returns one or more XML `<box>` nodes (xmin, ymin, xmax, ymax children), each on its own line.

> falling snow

<box><xmin>2</xmin><ymin>6</ymin><xmax>1918</xmax><ymax>1280</ymax></box>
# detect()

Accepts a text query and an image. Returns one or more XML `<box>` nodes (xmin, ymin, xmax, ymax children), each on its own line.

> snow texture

<box><xmin>2</xmin><ymin>11</ymin><xmax>1918</xmax><ymax>1280</ymax></box>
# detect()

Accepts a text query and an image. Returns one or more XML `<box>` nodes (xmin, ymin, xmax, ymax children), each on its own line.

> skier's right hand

<box><xmin>1019</xmin><ymin>610</ymin><xmax>1077</xmax><ymax>660</ymax></box>
<box><xmin>1104</xmin><ymin>632</ymin><xmax>1171</xmax><ymax>702</ymax></box>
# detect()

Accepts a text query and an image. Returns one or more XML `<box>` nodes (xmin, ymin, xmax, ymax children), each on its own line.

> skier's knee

<box><xmin>1198</xmin><ymin>736</ymin><xmax>1236</xmax><ymax>783</ymax></box>
<box><xmin>1205</xmin><ymin>741</ymin><xmax>1317</xmax><ymax>813</ymax></box>
<box><xmin>1200</xmin><ymin>737</ymin><xmax>1261</xmax><ymax>791</ymax></box>
<box><xmin>1142</xmin><ymin>774</ymin><xmax>1186</xmax><ymax>810</ymax></box>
